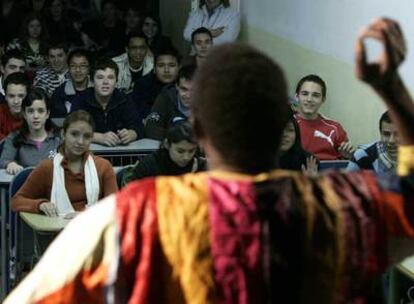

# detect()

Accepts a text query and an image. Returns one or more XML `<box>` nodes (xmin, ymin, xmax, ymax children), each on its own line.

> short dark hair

<box><xmin>1</xmin><ymin>49</ymin><xmax>25</xmax><ymax>67</ymax></box>
<box><xmin>191</xmin><ymin>27</ymin><xmax>213</xmax><ymax>44</ymax></box>
<box><xmin>177</xmin><ymin>64</ymin><xmax>197</xmax><ymax>83</ymax></box>
<box><xmin>379</xmin><ymin>111</ymin><xmax>392</xmax><ymax>131</ymax></box>
<box><xmin>126</xmin><ymin>30</ymin><xmax>148</xmax><ymax>47</ymax></box>
<box><xmin>166</xmin><ymin>120</ymin><xmax>197</xmax><ymax>145</ymax></box>
<box><xmin>192</xmin><ymin>43</ymin><xmax>289</xmax><ymax>173</ymax></box>
<box><xmin>154</xmin><ymin>45</ymin><xmax>180</xmax><ymax>64</ymax></box>
<box><xmin>295</xmin><ymin>74</ymin><xmax>327</xmax><ymax>98</ymax></box>
<box><xmin>91</xmin><ymin>57</ymin><xmax>119</xmax><ymax>79</ymax></box>
<box><xmin>47</xmin><ymin>41</ymin><xmax>68</xmax><ymax>54</ymax></box>
<box><xmin>67</xmin><ymin>48</ymin><xmax>90</xmax><ymax>65</ymax></box>
<box><xmin>4</xmin><ymin>72</ymin><xmax>31</xmax><ymax>93</ymax></box>
<box><xmin>199</xmin><ymin>0</ymin><xmax>230</xmax><ymax>8</ymax></box>
<box><xmin>101</xmin><ymin>0</ymin><xmax>118</xmax><ymax>10</ymax></box>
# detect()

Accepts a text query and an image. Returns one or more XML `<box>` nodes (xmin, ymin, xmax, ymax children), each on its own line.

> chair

<box><xmin>8</xmin><ymin>167</ymin><xmax>34</xmax><ymax>287</ymax></box>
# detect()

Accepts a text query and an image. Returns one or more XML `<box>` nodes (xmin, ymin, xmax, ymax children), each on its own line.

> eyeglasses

<box><xmin>69</xmin><ymin>65</ymin><xmax>89</xmax><ymax>71</ymax></box>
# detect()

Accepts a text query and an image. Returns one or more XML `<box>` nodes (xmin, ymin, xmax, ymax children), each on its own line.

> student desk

<box><xmin>91</xmin><ymin>138</ymin><xmax>160</xmax><ymax>166</ymax></box>
<box><xmin>389</xmin><ymin>257</ymin><xmax>414</xmax><ymax>303</ymax></box>
<box><xmin>0</xmin><ymin>170</ymin><xmax>13</xmax><ymax>300</ymax></box>
<box><xmin>19</xmin><ymin>213</ymin><xmax>70</xmax><ymax>233</ymax></box>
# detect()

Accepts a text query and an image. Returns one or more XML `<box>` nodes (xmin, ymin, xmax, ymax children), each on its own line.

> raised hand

<box><xmin>355</xmin><ymin>18</ymin><xmax>406</xmax><ymax>88</ymax></box>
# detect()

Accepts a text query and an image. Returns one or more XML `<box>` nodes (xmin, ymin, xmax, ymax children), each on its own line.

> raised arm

<box><xmin>355</xmin><ymin>18</ymin><xmax>414</xmax><ymax>145</ymax></box>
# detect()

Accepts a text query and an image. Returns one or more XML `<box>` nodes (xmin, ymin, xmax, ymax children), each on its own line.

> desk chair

<box><xmin>8</xmin><ymin>167</ymin><xmax>34</xmax><ymax>286</ymax></box>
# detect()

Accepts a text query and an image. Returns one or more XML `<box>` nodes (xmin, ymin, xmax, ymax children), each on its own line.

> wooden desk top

<box><xmin>20</xmin><ymin>212</ymin><xmax>71</xmax><ymax>232</ymax></box>
<box><xmin>90</xmin><ymin>138</ymin><xmax>160</xmax><ymax>153</ymax></box>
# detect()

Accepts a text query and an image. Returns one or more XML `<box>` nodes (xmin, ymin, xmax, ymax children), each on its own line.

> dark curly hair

<box><xmin>191</xmin><ymin>43</ymin><xmax>289</xmax><ymax>173</ymax></box>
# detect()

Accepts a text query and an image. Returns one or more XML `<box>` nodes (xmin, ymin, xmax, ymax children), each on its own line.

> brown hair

<box><xmin>191</xmin><ymin>43</ymin><xmax>289</xmax><ymax>173</ymax></box>
<box><xmin>63</xmin><ymin>110</ymin><xmax>95</xmax><ymax>133</ymax></box>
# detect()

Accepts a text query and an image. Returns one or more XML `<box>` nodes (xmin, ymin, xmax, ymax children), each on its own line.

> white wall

<box><xmin>240</xmin><ymin>0</ymin><xmax>414</xmax><ymax>87</ymax></box>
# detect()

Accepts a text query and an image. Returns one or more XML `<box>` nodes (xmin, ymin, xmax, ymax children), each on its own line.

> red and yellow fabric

<box><xmin>5</xmin><ymin>146</ymin><xmax>414</xmax><ymax>303</ymax></box>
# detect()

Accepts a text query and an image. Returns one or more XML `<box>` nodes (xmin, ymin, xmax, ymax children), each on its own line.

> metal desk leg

<box><xmin>1</xmin><ymin>187</ymin><xmax>8</xmax><ymax>300</ymax></box>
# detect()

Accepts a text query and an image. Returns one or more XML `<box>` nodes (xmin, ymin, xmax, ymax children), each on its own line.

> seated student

<box><xmin>294</xmin><ymin>74</ymin><xmax>354</xmax><ymax>160</ymax></box>
<box><xmin>145</xmin><ymin>64</ymin><xmax>196</xmax><ymax>140</ymax></box>
<box><xmin>0</xmin><ymin>49</ymin><xmax>26</xmax><ymax>102</ymax></box>
<box><xmin>11</xmin><ymin>110</ymin><xmax>118</xmax><ymax>216</ymax></box>
<box><xmin>279</xmin><ymin>113</ymin><xmax>318</xmax><ymax>176</ymax></box>
<box><xmin>0</xmin><ymin>89</ymin><xmax>60</xmax><ymax>175</ymax></box>
<box><xmin>6</xmin><ymin>19</ymin><xmax>414</xmax><ymax>304</ymax></box>
<box><xmin>50</xmin><ymin>48</ymin><xmax>92</xmax><ymax>118</ymax></box>
<box><xmin>182</xmin><ymin>27</ymin><xmax>213</xmax><ymax>67</ymax></box>
<box><xmin>347</xmin><ymin>111</ymin><xmax>398</xmax><ymax>173</ymax></box>
<box><xmin>0</xmin><ymin>73</ymin><xmax>31</xmax><ymax>141</ymax></box>
<box><xmin>73</xmin><ymin>57</ymin><xmax>142</xmax><ymax>146</ymax></box>
<box><xmin>123</xmin><ymin>120</ymin><xmax>207</xmax><ymax>185</ymax></box>
<box><xmin>141</xmin><ymin>13</ymin><xmax>173</xmax><ymax>57</ymax></box>
<box><xmin>129</xmin><ymin>44</ymin><xmax>180</xmax><ymax>120</ymax></box>
<box><xmin>33</xmin><ymin>42</ymin><xmax>70</xmax><ymax>98</ymax></box>
<box><xmin>112</xmin><ymin>31</ymin><xmax>154</xmax><ymax>94</ymax></box>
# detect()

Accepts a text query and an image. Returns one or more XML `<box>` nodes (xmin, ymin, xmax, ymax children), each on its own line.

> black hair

<box><xmin>177</xmin><ymin>64</ymin><xmax>197</xmax><ymax>83</ymax></box>
<box><xmin>142</xmin><ymin>13</ymin><xmax>163</xmax><ymax>37</ymax></box>
<box><xmin>199</xmin><ymin>0</ymin><xmax>230</xmax><ymax>8</ymax></box>
<box><xmin>67</xmin><ymin>48</ymin><xmax>90</xmax><ymax>65</ymax></box>
<box><xmin>13</xmin><ymin>89</ymin><xmax>55</xmax><ymax>148</ymax></box>
<box><xmin>126</xmin><ymin>30</ymin><xmax>149</xmax><ymax>47</ymax></box>
<box><xmin>1</xmin><ymin>49</ymin><xmax>25</xmax><ymax>67</ymax></box>
<box><xmin>379</xmin><ymin>110</ymin><xmax>392</xmax><ymax>132</ymax></box>
<box><xmin>295</xmin><ymin>74</ymin><xmax>327</xmax><ymax>98</ymax></box>
<box><xmin>191</xmin><ymin>27</ymin><xmax>213</xmax><ymax>44</ymax></box>
<box><xmin>46</xmin><ymin>41</ymin><xmax>68</xmax><ymax>54</ymax></box>
<box><xmin>91</xmin><ymin>57</ymin><xmax>119</xmax><ymax>79</ymax></box>
<box><xmin>154</xmin><ymin>44</ymin><xmax>180</xmax><ymax>64</ymax></box>
<box><xmin>165</xmin><ymin>120</ymin><xmax>197</xmax><ymax>145</ymax></box>
<box><xmin>4</xmin><ymin>72</ymin><xmax>31</xmax><ymax>93</ymax></box>
<box><xmin>192</xmin><ymin>43</ymin><xmax>289</xmax><ymax>173</ymax></box>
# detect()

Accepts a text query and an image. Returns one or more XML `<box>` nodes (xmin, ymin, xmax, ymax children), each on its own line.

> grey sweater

<box><xmin>0</xmin><ymin>131</ymin><xmax>61</xmax><ymax>168</ymax></box>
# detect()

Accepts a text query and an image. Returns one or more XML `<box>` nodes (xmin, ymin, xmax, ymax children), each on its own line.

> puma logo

<box><xmin>314</xmin><ymin>130</ymin><xmax>335</xmax><ymax>147</ymax></box>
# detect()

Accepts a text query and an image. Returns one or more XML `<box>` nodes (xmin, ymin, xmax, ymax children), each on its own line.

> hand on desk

<box><xmin>117</xmin><ymin>129</ymin><xmax>137</xmax><ymax>145</ymax></box>
<box><xmin>95</xmin><ymin>131</ymin><xmax>121</xmax><ymax>147</ymax></box>
<box><xmin>6</xmin><ymin>162</ymin><xmax>23</xmax><ymax>175</ymax></box>
<box><xmin>39</xmin><ymin>202</ymin><xmax>59</xmax><ymax>217</ymax></box>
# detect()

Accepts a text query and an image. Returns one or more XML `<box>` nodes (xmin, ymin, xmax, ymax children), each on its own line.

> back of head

<box><xmin>191</xmin><ymin>43</ymin><xmax>289</xmax><ymax>173</ymax></box>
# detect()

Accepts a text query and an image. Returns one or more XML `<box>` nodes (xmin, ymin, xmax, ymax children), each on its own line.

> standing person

<box><xmin>183</xmin><ymin>0</ymin><xmax>240</xmax><ymax>45</ymax></box>
<box><xmin>0</xmin><ymin>89</ymin><xmax>60</xmax><ymax>175</ymax></box>
<box><xmin>112</xmin><ymin>31</ymin><xmax>154</xmax><ymax>94</ymax></box>
<box><xmin>122</xmin><ymin>120</ymin><xmax>207</xmax><ymax>185</ymax></box>
<box><xmin>0</xmin><ymin>73</ymin><xmax>31</xmax><ymax>140</ymax></box>
<box><xmin>50</xmin><ymin>48</ymin><xmax>92</xmax><ymax>118</ymax></box>
<box><xmin>182</xmin><ymin>27</ymin><xmax>213</xmax><ymax>67</ymax></box>
<box><xmin>294</xmin><ymin>74</ymin><xmax>354</xmax><ymax>160</ymax></box>
<box><xmin>11</xmin><ymin>110</ymin><xmax>118</xmax><ymax>216</ymax></box>
<box><xmin>5</xmin><ymin>18</ymin><xmax>414</xmax><ymax>304</ymax></box>
<box><xmin>73</xmin><ymin>57</ymin><xmax>142</xmax><ymax>146</ymax></box>
<box><xmin>347</xmin><ymin>111</ymin><xmax>399</xmax><ymax>173</ymax></box>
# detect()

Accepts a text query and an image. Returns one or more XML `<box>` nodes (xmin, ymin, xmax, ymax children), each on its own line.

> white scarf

<box><xmin>50</xmin><ymin>153</ymin><xmax>100</xmax><ymax>216</ymax></box>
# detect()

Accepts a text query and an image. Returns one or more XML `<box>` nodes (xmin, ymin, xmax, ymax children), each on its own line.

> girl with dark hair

<box><xmin>11</xmin><ymin>110</ymin><xmax>118</xmax><ymax>216</ymax></box>
<box><xmin>6</xmin><ymin>13</ymin><xmax>49</xmax><ymax>73</ymax></box>
<box><xmin>141</xmin><ymin>13</ymin><xmax>173</xmax><ymax>56</ymax></box>
<box><xmin>279</xmin><ymin>115</ymin><xmax>318</xmax><ymax>175</ymax></box>
<box><xmin>0</xmin><ymin>89</ymin><xmax>60</xmax><ymax>175</ymax></box>
<box><xmin>122</xmin><ymin>120</ymin><xmax>207</xmax><ymax>185</ymax></box>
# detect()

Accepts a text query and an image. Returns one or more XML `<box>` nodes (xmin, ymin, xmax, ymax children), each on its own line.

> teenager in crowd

<box><xmin>141</xmin><ymin>13</ymin><xmax>173</xmax><ymax>56</ymax></box>
<box><xmin>122</xmin><ymin>120</ymin><xmax>207</xmax><ymax>186</ymax></box>
<box><xmin>11</xmin><ymin>110</ymin><xmax>118</xmax><ymax>216</ymax></box>
<box><xmin>6</xmin><ymin>18</ymin><xmax>414</xmax><ymax>304</ymax></box>
<box><xmin>0</xmin><ymin>89</ymin><xmax>60</xmax><ymax>175</ymax></box>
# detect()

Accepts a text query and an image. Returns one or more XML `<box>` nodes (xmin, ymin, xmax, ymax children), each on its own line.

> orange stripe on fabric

<box><xmin>157</xmin><ymin>173</ymin><xmax>215</xmax><ymax>304</ymax></box>
<box><xmin>36</xmin><ymin>264</ymin><xmax>108</xmax><ymax>304</ymax></box>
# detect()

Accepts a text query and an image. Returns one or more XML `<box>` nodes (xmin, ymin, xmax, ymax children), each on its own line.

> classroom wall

<box><xmin>159</xmin><ymin>0</ymin><xmax>414</xmax><ymax>145</ymax></box>
<box><xmin>239</xmin><ymin>0</ymin><xmax>414</xmax><ymax>145</ymax></box>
